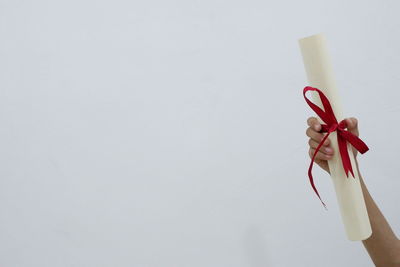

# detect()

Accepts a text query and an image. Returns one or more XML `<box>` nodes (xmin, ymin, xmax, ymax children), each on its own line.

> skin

<box><xmin>306</xmin><ymin>117</ymin><xmax>400</xmax><ymax>267</ymax></box>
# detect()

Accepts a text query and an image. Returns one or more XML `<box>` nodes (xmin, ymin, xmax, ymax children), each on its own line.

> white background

<box><xmin>1</xmin><ymin>0</ymin><xmax>399</xmax><ymax>266</ymax></box>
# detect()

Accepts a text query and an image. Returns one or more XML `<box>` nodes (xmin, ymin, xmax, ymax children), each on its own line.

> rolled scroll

<box><xmin>299</xmin><ymin>33</ymin><xmax>372</xmax><ymax>241</ymax></box>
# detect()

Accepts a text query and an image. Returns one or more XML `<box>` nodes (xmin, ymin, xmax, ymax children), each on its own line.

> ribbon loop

<box><xmin>303</xmin><ymin>86</ymin><xmax>369</xmax><ymax>207</ymax></box>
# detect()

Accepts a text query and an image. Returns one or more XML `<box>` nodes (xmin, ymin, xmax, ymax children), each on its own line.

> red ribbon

<box><xmin>303</xmin><ymin>86</ymin><xmax>369</xmax><ymax>207</ymax></box>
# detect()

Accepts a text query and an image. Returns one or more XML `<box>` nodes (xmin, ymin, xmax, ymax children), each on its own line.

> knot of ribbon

<box><xmin>303</xmin><ymin>86</ymin><xmax>369</xmax><ymax>207</ymax></box>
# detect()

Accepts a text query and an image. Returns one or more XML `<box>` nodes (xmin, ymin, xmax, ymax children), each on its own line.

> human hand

<box><xmin>306</xmin><ymin>117</ymin><xmax>359</xmax><ymax>173</ymax></box>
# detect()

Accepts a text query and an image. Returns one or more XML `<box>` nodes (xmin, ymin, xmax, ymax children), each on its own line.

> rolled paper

<box><xmin>299</xmin><ymin>33</ymin><xmax>372</xmax><ymax>241</ymax></box>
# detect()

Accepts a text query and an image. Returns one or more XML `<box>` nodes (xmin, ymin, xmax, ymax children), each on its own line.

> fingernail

<box><xmin>325</xmin><ymin>147</ymin><xmax>333</xmax><ymax>154</ymax></box>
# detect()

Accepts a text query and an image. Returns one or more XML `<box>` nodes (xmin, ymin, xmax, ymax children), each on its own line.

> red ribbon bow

<box><xmin>303</xmin><ymin>86</ymin><xmax>369</xmax><ymax>207</ymax></box>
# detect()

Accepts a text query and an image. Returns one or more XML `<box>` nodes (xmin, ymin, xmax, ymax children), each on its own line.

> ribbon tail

<box><xmin>339</xmin><ymin>129</ymin><xmax>369</xmax><ymax>154</ymax></box>
<box><xmin>308</xmin><ymin>132</ymin><xmax>332</xmax><ymax>209</ymax></box>
<box><xmin>337</xmin><ymin>135</ymin><xmax>354</xmax><ymax>178</ymax></box>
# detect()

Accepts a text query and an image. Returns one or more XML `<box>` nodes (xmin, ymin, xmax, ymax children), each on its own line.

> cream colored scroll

<box><xmin>299</xmin><ymin>33</ymin><xmax>372</xmax><ymax>241</ymax></box>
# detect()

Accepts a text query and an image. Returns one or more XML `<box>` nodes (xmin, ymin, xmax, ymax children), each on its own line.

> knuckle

<box><xmin>305</xmin><ymin>127</ymin><xmax>311</xmax><ymax>136</ymax></box>
<box><xmin>316</xmin><ymin>153</ymin><xmax>324</xmax><ymax>160</ymax></box>
<box><xmin>307</xmin><ymin>117</ymin><xmax>316</xmax><ymax>126</ymax></box>
<box><xmin>308</xmin><ymin>138</ymin><xmax>314</xmax><ymax>147</ymax></box>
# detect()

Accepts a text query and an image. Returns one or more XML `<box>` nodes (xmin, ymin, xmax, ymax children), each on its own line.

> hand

<box><xmin>306</xmin><ymin>117</ymin><xmax>359</xmax><ymax>173</ymax></box>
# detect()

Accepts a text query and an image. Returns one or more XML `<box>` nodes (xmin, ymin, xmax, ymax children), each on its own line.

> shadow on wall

<box><xmin>243</xmin><ymin>227</ymin><xmax>270</xmax><ymax>267</ymax></box>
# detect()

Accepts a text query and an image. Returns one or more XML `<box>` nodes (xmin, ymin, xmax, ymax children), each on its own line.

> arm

<box><xmin>358</xmin><ymin>169</ymin><xmax>400</xmax><ymax>266</ymax></box>
<box><xmin>306</xmin><ymin>117</ymin><xmax>400</xmax><ymax>266</ymax></box>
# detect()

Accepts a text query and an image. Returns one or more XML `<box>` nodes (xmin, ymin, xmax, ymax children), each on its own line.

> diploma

<box><xmin>299</xmin><ymin>33</ymin><xmax>372</xmax><ymax>241</ymax></box>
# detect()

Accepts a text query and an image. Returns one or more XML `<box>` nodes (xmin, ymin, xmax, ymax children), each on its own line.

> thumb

<box><xmin>346</xmin><ymin>117</ymin><xmax>359</xmax><ymax>136</ymax></box>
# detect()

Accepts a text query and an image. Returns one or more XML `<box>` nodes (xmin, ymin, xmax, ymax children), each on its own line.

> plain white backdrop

<box><xmin>0</xmin><ymin>0</ymin><xmax>399</xmax><ymax>266</ymax></box>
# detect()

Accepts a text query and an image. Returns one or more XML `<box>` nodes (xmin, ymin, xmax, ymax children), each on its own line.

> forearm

<box><xmin>358</xmin><ymin>169</ymin><xmax>400</xmax><ymax>266</ymax></box>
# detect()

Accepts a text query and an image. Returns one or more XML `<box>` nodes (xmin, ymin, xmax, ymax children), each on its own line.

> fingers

<box><xmin>306</xmin><ymin>116</ymin><xmax>359</xmax><ymax>167</ymax></box>
<box><xmin>308</xmin><ymin>139</ymin><xmax>334</xmax><ymax>154</ymax></box>
<box><xmin>345</xmin><ymin>117</ymin><xmax>359</xmax><ymax>136</ymax></box>
<box><xmin>306</xmin><ymin>126</ymin><xmax>330</xmax><ymax>146</ymax></box>
<box><xmin>307</xmin><ymin>117</ymin><xmax>321</xmax><ymax>132</ymax></box>
<box><xmin>307</xmin><ymin>116</ymin><xmax>359</xmax><ymax>137</ymax></box>
<box><xmin>309</xmin><ymin>148</ymin><xmax>333</xmax><ymax>160</ymax></box>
